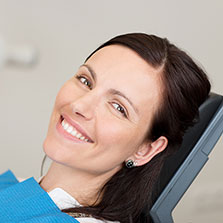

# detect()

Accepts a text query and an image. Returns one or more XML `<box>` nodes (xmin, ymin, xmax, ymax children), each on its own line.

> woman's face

<box><xmin>43</xmin><ymin>45</ymin><xmax>163</xmax><ymax>176</ymax></box>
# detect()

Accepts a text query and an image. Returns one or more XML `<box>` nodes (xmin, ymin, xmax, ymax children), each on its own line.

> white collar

<box><xmin>38</xmin><ymin>176</ymin><xmax>81</xmax><ymax>210</ymax></box>
<box><xmin>47</xmin><ymin>188</ymin><xmax>120</xmax><ymax>223</ymax></box>
<box><xmin>48</xmin><ymin>187</ymin><xmax>81</xmax><ymax>210</ymax></box>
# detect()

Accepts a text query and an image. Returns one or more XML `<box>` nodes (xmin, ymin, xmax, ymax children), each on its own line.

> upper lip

<box><xmin>61</xmin><ymin>113</ymin><xmax>94</xmax><ymax>143</ymax></box>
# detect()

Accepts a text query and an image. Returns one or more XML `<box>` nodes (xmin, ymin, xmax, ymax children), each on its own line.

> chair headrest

<box><xmin>155</xmin><ymin>93</ymin><xmax>223</xmax><ymax>202</ymax></box>
<box><xmin>157</xmin><ymin>92</ymin><xmax>223</xmax><ymax>197</ymax></box>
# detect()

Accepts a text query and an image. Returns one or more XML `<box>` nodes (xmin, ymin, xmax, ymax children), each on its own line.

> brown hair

<box><xmin>62</xmin><ymin>33</ymin><xmax>211</xmax><ymax>223</ymax></box>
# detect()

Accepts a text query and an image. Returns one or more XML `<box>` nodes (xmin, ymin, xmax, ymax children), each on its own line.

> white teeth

<box><xmin>67</xmin><ymin>126</ymin><xmax>73</xmax><ymax>133</ymax></box>
<box><xmin>71</xmin><ymin>129</ymin><xmax>77</xmax><ymax>136</ymax></box>
<box><xmin>76</xmin><ymin>133</ymin><xmax>82</xmax><ymax>139</ymax></box>
<box><xmin>64</xmin><ymin>123</ymin><xmax>69</xmax><ymax>130</ymax></box>
<box><xmin>61</xmin><ymin>118</ymin><xmax>90</xmax><ymax>142</ymax></box>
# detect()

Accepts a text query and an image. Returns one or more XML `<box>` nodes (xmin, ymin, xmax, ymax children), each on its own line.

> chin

<box><xmin>42</xmin><ymin>136</ymin><xmax>72</xmax><ymax>166</ymax></box>
<box><xmin>43</xmin><ymin>136</ymin><xmax>59</xmax><ymax>162</ymax></box>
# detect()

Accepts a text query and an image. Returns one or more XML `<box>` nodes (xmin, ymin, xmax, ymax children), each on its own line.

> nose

<box><xmin>70</xmin><ymin>91</ymin><xmax>99</xmax><ymax>120</ymax></box>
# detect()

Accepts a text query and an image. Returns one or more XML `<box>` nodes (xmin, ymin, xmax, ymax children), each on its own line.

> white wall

<box><xmin>0</xmin><ymin>0</ymin><xmax>222</xmax><ymax>222</ymax></box>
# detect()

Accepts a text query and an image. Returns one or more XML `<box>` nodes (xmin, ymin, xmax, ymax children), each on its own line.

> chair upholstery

<box><xmin>149</xmin><ymin>92</ymin><xmax>223</xmax><ymax>223</ymax></box>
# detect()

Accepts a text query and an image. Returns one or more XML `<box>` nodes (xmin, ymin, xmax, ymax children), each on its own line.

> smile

<box><xmin>56</xmin><ymin>115</ymin><xmax>94</xmax><ymax>143</ymax></box>
<box><xmin>61</xmin><ymin>119</ymin><xmax>90</xmax><ymax>142</ymax></box>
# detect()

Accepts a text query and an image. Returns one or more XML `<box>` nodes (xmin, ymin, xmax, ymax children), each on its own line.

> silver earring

<box><xmin>125</xmin><ymin>159</ymin><xmax>136</xmax><ymax>168</ymax></box>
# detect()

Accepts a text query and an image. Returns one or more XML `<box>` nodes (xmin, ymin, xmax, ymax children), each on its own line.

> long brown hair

<box><xmin>61</xmin><ymin>33</ymin><xmax>211</xmax><ymax>223</ymax></box>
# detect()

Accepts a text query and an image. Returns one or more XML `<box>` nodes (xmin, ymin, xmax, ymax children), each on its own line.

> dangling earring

<box><xmin>125</xmin><ymin>159</ymin><xmax>137</xmax><ymax>168</ymax></box>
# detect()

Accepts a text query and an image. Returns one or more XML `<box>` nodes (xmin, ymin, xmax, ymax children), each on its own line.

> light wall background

<box><xmin>0</xmin><ymin>1</ymin><xmax>222</xmax><ymax>222</ymax></box>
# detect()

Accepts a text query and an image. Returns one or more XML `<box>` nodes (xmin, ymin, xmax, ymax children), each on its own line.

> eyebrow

<box><xmin>80</xmin><ymin>64</ymin><xmax>139</xmax><ymax>115</ymax></box>
<box><xmin>81</xmin><ymin>64</ymin><xmax>97</xmax><ymax>82</ymax></box>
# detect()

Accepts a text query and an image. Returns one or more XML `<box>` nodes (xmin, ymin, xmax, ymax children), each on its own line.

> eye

<box><xmin>76</xmin><ymin>75</ymin><xmax>92</xmax><ymax>90</ymax></box>
<box><xmin>112</xmin><ymin>102</ymin><xmax>128</xmax><ymax>118</ymax></box>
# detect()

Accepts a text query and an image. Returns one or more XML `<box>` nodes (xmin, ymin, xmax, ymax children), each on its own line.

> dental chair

<box><xmin>147</xmin><ymin>92</ymin><xmax>223</xmax><ymax>223</ymax></box>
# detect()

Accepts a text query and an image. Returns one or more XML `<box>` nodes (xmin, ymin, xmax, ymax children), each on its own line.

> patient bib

<box><xmin>0</xmin><ymin>170</ymin><xmax>79</xmax><ymax>223</ymax></box>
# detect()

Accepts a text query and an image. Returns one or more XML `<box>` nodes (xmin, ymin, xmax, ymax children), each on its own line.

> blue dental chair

<box><xmin>147</xmin><ymin>92</ymin><xmax>223</xmax><ymax>223</ymax></box>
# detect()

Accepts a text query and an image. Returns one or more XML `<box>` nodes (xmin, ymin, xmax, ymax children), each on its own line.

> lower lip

<box><xmin>56</xmin><ymin>117</ymin><xmax>89</xmax><ymax>143</ymax></box>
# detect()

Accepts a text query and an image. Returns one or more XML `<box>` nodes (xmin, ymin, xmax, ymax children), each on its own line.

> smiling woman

<box><xmin>39</xmin><ymin>33</ymin><xmax>211</xmax><ymax>223</ymax></box>
<box><xmin>43</xmin><ymin>43</ymin><xmax>167</xmax><ymax>178</ymax></box>
<box><xmin>0</xmin><ymin>33</ymin><xmax>211</xmax><ymax>223</ymax></box>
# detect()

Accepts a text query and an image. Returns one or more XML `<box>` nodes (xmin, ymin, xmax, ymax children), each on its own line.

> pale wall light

<box><xmin>0</xmin><ymin>35</ymin><xmax>38</xmax><ymax>69</ymax></box>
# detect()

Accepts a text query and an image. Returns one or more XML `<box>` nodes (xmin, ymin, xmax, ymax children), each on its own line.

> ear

<box><xmin>130</xmin><ymin>136</ymin><xmax>168</xmax><ymax>167</ymax></box>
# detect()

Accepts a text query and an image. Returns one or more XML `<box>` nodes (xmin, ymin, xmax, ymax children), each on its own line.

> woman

<box><xmin>1</xmin><ymin>33</ymin><xmax>210</xmax><ymax>223</ymax></box>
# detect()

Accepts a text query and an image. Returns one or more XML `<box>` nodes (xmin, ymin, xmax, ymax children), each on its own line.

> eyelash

<box><xmin>111</xmin><ymin>102</ymin><xmax>127</xmax><ymax>118</ymax></box>
<box><xmin>76</xmin><ymin>74</ymin><xmax>93</xmax><ymax>90</ymax></box>
<box><xmin>75</xmin><ymin>74</ymin><xmax>128</xmax><ymax>118</ymax></box>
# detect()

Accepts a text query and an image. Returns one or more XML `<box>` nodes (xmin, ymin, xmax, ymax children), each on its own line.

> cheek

<box><xmin>54</xmin><ymin>82</ymin><xmax>76</xmax><ymax>109</ymax></box>
<box><xmin>96</xmin><ymin>116</ymin><xmax>139</xmax><ymax>155</ymax></box>
<box><xmin>46</xmin><ymin>82</ymin><xmax>76</xmax><ymax>136</ymax></box>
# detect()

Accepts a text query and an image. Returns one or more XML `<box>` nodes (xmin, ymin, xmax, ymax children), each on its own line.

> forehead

<box><xmin>85</xmin><ymin>45</ymin><xmax>163</xmax><ymax>122</ymax></box>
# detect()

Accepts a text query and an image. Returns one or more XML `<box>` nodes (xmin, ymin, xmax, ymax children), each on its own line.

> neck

<box><xmin>39</xmin><ymin>161</ymin><xmax>119</xmax><ymax>206</ymax></box>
